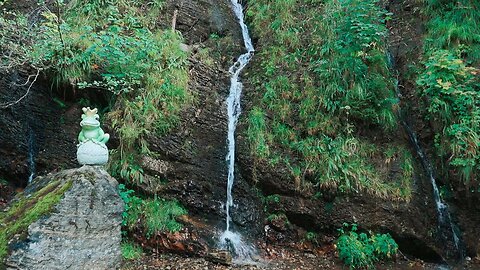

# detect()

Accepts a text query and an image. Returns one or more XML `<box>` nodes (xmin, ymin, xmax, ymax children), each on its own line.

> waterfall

<box><xmin>388</xmin><ymin>54</ymin><xmax>464</xmax><ymax>260</ymax></box>
<box><xmin>219</xmin><ymin>0</ymin><xmax>256</xmax><ymax>263</ymax></box>
<box><xmin>401</xmin><ymin>116</ymin><xmax>461</xmax><ymax>250</ymax></box>
<box><xmin>27</xmin><ymin>128</ymin><xmax>36</xmax><ymax>184</ymax></box>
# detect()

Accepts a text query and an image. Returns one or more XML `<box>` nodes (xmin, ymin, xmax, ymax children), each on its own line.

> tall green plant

<box><xmin>119</xmin><ymin>184</ymin><xmax>187</xmax><ymax>236</ymax></box>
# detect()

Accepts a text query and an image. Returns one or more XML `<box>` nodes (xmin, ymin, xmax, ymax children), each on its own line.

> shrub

<box><xmin>417</xmin><ymin>0</ymin><xmax>480</xmax><ymax>186</ymax></box>
<box><xmin>118</xmin><ymin>184</ymin><xmax>187</xmax><ymax>236</ymax></box>
<box><xmin>336</xmin><ymin>223</ymin><xmax>398</xmax><ymax>269</ymax></box>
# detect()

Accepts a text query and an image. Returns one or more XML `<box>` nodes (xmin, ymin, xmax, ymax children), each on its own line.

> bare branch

<box><xmin>0</xmin><ymin>68</ymin><xmax>41</xmax><ymax>109</ymax></box>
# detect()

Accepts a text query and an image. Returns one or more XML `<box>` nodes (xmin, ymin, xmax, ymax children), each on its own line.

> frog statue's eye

<box><xmin>95</xmin><ymin>114</ymin><xmax>99</xmax><ymax>120</ymax></box>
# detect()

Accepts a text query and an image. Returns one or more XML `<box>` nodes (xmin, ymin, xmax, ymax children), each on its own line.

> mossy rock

<box><xmin>2</xmin><ymin>166</ymin><xmax>123</xmax><ymax>270</ymax></box>
<box><xmin>0</xmin><ymin>179</ymin><xmax>72</xmax><ymax>261</ymax></box>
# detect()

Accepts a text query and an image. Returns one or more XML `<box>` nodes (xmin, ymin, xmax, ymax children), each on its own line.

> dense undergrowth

<box><xmin>417</xmin><ymin>0</ymin><xmax>480</xmax><ymax>191</ymax></box>
<box><xmin>119</xmin><ymin>184</ymin><xmax>187</xmax><ymax>236</ymax></box>
<box><xmin>246</xmin><ymin>0</ymin><xmax>412</xmax><ymax>200</ymax></box>
<box><xmin>0</xmin><ymin>0</ymin><xmax>190</xmax><ymax>249</ymax></box>
<box><xmin>336</xmin><ymin>224</ymin><xmax>398</xmax><ymax>269</ymax></box>
<box><xmin>1</xmin><ymin>0</ymin><xmax>190</xmax><ymax>186</ymax></box>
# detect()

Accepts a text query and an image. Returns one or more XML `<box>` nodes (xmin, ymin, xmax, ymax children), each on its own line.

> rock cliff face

<box><xmin>5</xmin><ymin>166</ymin><xmax>123</xmax><ymax>270</ymax></box>
<box><xmin>135</xmin><ymin>0</ymin><xmax>264</xmax><ymax>234</ymax></box>
<box><xmin>0</xmin><ymin>71</ymin><xmax>79</xmax><ymax>187</ymax></box>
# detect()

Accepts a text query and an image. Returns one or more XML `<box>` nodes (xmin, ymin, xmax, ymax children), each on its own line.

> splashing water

<box><xmin>220</xmin><ymin>0</ymin><xmax>257</xmax><ymax>263</ymax></box>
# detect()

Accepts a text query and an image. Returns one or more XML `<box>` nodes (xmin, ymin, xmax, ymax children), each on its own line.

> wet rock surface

<box><xmin>5</xmin><ymin>166</ymin><xmax>124</xmax><ymax>270</ymax></box>
<box><xmin>0</xmin><ymin>71</ymin><xmax>79</xmax><ymax>187</ymax></box>
<box><xmin>157</xmin><ymin>0</ymin><xmax>243</xmax><ymax>44</ymax></box>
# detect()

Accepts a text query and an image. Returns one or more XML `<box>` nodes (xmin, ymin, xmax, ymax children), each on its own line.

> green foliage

<box><xmin>118</xmin><ymin>185</ymin><xmax>187</xmax><ymax>237</ymax></box>
<box><xmin>265</xmin><ymin>194</ymin><xmax>280</xmax><ymax>204</ymax></box>
<box><xmin>118</xmin><ymin>184</ymin><xmax>143</xmax><ymax>228</ymax></box>
<box><xmin>0</xmin><ymin>9</ymin><xmax>33</xmax><ymax>71</ymax></box>
<box><xmin>418</xmin><ymin>0</ymin><xmax>480</xmax><ymax>186</ymax></box>
<box><xmin>0</xmin><ymin>180</ymin><xmax>72</xmax><ymax>261</ymax></box>
<box><xmin>424</xmin><ymin>0</ymin><xmax>480</xmax><ymax>64</ymax></box>
<box><xmin>143</xmin><ymin>198</ymin><xmax>187</xmax><ymax>236</ymax></box>
<box><xmin>305</xmin><ymin>231</ymin><xmax>318</xmax><ymax>244</ymax></box>
<box><xmin>246</xmin><ymin>0</ymin><xmax>408</xmax><ymax>199</ymax></box>
<box><xmin>2</xmin><ymin>0</ymin><xmax>190</xmax><ymax>185</ymax></box>
<box><xmin>336</xmin><ymin>223</ymin><xmax>398</xmax><ymax>269</ymax></box>
<box><xmin>121</xmin><ymin>241</ymin><xmax>143</xmax><ymax>260</ymax></box>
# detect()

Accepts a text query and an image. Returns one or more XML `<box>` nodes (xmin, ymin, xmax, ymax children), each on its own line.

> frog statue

<box><xmin>76</xmin><ymin>107</ymin><xmax>110</xmax><ymax>165</ymax></box>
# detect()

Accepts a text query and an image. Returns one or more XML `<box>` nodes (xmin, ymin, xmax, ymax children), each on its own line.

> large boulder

<box><xmin>5</xmin><ymin>166</ymin><xmax>124</xmax><ymax>270</ymax></box>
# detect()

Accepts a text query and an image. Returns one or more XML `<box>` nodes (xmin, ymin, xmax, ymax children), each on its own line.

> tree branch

<box><xmin>0</xmin><ymin>68</ymin><xmax>41</xmax><ymax>109</ymax></box>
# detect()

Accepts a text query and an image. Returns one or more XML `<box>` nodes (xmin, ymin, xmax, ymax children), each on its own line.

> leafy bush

<box><xmin>418</xmin><ymin>0</ymin><xmax>480</xmax><ymax>187</ymax></box>
<box><xmin>336</xmin><ymin>224</ymin><xmax>398</xmax><ymax>269</ymax></box>
<box><xmin>119</xmin><ymin>184</ymin><xmax>187</xmax><ymax>236</ymax></box>
<box><xmin>1</xmin><ymin>0</ymin><xmax>191</xmax><ymax>185</ymax></box>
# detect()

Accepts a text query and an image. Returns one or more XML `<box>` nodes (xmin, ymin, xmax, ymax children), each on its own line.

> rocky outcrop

<box><xmin>5</xmin><ymin>166</ymin><xmax>123</xmax><ymax>270</ymax></box>
<box><xmin>235</xmin><ymin>143</ymin><xmax>446</xmax><ymax>260</ymax></box>
<box><xmin>157</xmin><ymin>0</ymin><xmax>243</xmax><ymax>44</ymax></box>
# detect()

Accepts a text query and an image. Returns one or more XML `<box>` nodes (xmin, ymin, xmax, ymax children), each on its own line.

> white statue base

<box><xmin>77</xmin><ymin>140</ymin><xmax>109</xmax><ymax>165</ymax></box>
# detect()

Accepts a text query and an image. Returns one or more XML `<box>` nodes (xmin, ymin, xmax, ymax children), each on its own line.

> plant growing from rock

<box><xmin>417</xmin><ymin>0</ymin><xmax>480</xmax><ymax>190</ymax></box>
<box><xmin>121</xmin><ymin>241</ymin><xmax>143</xmax><ymax>260</ymax></box>
<box><xmin>119</xmin><ymin>184</ymin><xmax>187</xmax><ymax>237</ymax></box>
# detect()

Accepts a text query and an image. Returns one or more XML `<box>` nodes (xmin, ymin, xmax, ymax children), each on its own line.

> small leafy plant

<box><xmin>118</xmin><ymin>184</ymin><xmax>187</xmax><ymax>237</ymax></box>
<box><xmin>336</xmin><ymin>223</ymin><xmax>398</xmax><ymax>269</ymax></box>
<box><xmin>121</xmin><ymin>241</ymin><xmax>143</xmax><ymax>260</ymax></box>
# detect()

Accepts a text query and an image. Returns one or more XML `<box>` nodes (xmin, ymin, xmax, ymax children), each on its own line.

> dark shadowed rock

<box><xmin>0</xmin><ymin>71</ymin><xmax>79</xmax><ymax>187</ymax></box>
<box><xmin>5</xmin><ymin>166</ymin><xmax>123</xmax><ymax>270</ymax></box>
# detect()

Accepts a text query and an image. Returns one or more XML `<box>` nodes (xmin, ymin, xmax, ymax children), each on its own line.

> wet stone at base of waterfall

<box><xmin>206</xmin><ymin>250</ymin><xmax>233</xmax><ymax>265</ymax></box>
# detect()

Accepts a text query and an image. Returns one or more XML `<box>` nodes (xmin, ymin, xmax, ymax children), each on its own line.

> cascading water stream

<box><xmin>219</xmin><ymin>0</ymin><xmax>257</xmax><ymax>263</ymax></box>
<box><xmin>400</xmin><ymin>114</ymin><xmax>461</xmax><ymax>251</ymax></box>
<box><xmin>388</xmin><ymin>54</ymin><xmax>463</xmax><ymax>260</ymax></box>
<box><xmin>27</xmin><ymin>127</ymin><xmax>36</xmax><ymax>184</ymax></box>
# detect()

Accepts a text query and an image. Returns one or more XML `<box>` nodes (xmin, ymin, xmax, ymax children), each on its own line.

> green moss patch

<box><xmin>0</xmin><ymin>180</ymin><xmax>72</xmax><ymax>261</ymax></box>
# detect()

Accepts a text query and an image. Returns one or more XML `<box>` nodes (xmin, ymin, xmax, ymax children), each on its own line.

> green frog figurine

<box><xmin>77</xmin><ymin>107</ymin><xmax>109</xmax><ymax>165</ymax></box>
<box><xmin>78</xmin><ymin>107</ymin><xmax>110</xmax><ymax>144</ymax></box>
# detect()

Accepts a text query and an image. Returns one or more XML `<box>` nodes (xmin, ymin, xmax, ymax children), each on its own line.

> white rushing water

<box><xmin>219</xmin><ymin>0</ymin><xmax>257</xmax><ymax>263</ymax></box>
<box><xmin>394</xmin><ymin>79</ymin><xmax>462</xmax><ymax>255</ymax></box>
